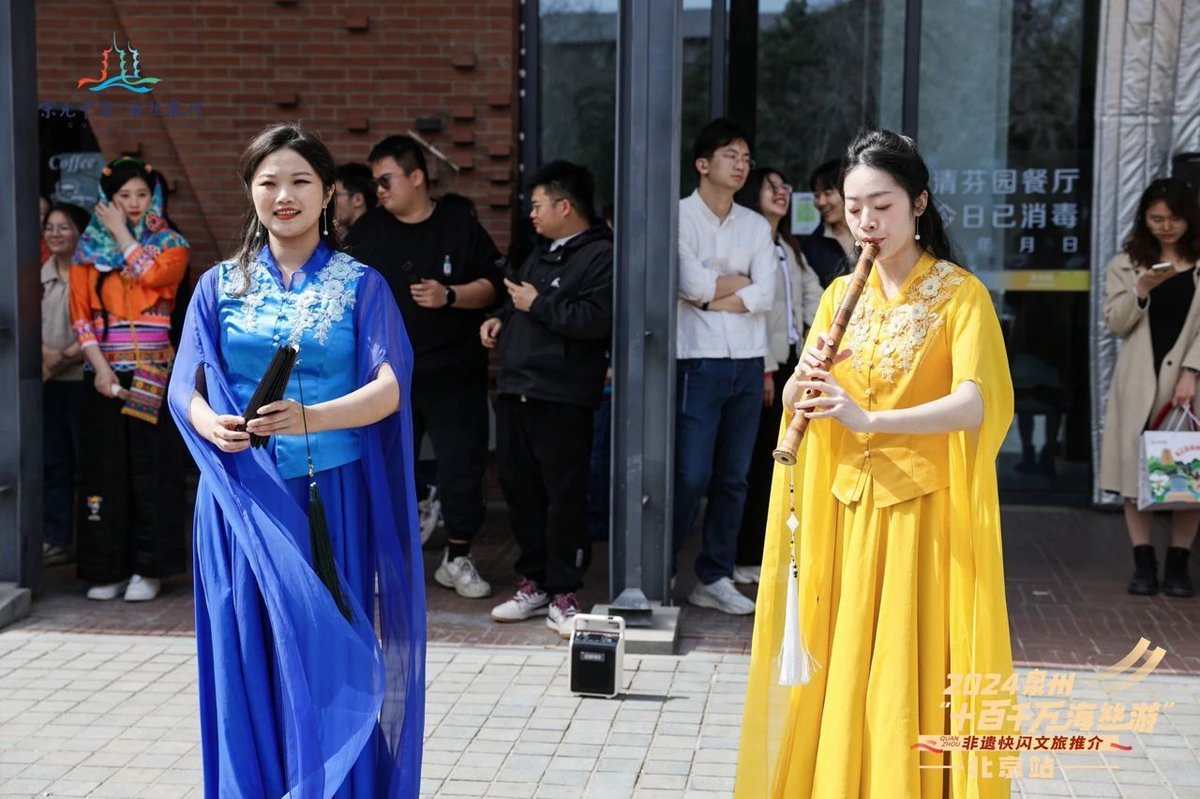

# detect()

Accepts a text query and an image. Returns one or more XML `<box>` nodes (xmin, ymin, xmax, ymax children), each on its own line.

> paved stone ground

<box><xmin>16</xmin><ymin>504</ymin><xmax>1200</xmax><ymax>667</ymax></box>
<box><xmin>6</xmin><ymin>502</ymin><xmax>1200</xmax><ymax>796</ymax></box>
<box><xmin>0</xmin><ymin>631</ymin><xmax>1198</xmax><ymax>798</ymax></box>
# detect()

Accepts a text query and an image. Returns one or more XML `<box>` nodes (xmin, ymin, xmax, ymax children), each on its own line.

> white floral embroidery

<box><xmin>241</xmin><ymin>290</ymin><xmax>267</xmax><ymax>332</ymax></box>
<box><xmin>222</xmin><ymin>253</ymin><xmax>362</xmax><ymax>346</ymax></box>
<box><xmin>287</xmin><ymin>256</ymin><xmax>361</xmax><ymax>346</ymax></box>
<box><xmin>846</xmin><ymin>260</ymin><xmax>966</xmax><ymax>382</ymax></box>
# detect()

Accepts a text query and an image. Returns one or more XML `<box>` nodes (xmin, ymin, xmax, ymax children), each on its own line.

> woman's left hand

<box><xmin>245</xmin><ymin>399</ymin><xmax>308</xmax><ymax>437</ymax></box>
<box><xmin>94</xmin><ymin>201</ymin><xmax>127</xmax><ymax>238</ymax></box>
<box><xmin>792</xmin><ymin>368</ymin><xmax>873</xmax><ymax>432</ymax></box>
<box><xmin>1173</xmin><ymin>370</ymin><xmax>1197</xmax><ymax>408</ymax></box>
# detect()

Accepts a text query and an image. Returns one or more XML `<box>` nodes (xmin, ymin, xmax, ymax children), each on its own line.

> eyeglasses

<box><xmin>766</xmin><ymin>180</ymin><xmax>793</xmax><ymax>194</ymax></box>
<box><xmin>715</xmin><ymin>150</ymin><xmax>755</xmax><ymax>168</ymax></box>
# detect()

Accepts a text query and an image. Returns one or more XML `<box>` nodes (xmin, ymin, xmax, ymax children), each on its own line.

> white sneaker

<box><xmin>546</xmin><ymin>593</ymin><xmax>580</xmax><ymax>639</ymax></box>
<box><xmin>732</xmin><ymin>565</ymin><xmax>761</xmax><ymax>585</ymax></box>
<box><xmin>491</xmin><ymin>578</ymin><xmax>550</xmax><ymax>622</ymax></box>
<box><xmin>433</xmin><ymin>551</ymin><xmax>492</xmax><ymax>599</ymax></box>
<box><xmin>687</xmin><ymin>576</ymin><xmax>755</xmax><ymax>615</ymax></box>
<box><xmin>86</xmin><ymin>579</ymin><xmax>129</xmax><ymax>601</ymax></box>
<box><xmin>418</xmin><ymin>487</ymin><xmax>441</xmax><ymax>545</ymax></box>
<box><xmin>123</xmin><ymin>575</ymin><xmax>161</xmax><ymax>602</ymax></box>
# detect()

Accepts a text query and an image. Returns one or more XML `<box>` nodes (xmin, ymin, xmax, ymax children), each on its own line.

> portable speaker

<box><xmin>568</xmin><ymin>614</ymin><xmax>625</xmax><ymax>699</ymax></box>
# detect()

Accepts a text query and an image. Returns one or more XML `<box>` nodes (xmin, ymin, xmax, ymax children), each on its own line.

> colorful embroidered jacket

<box><xmin>70</xmin><ymin>243</ymin><xmax>189</xmax><ymax>370</ymax></box>
<box><xmin>70</xmin><ymin>176</ymin><xmax>190</xmax><ymax>371</ymax></box>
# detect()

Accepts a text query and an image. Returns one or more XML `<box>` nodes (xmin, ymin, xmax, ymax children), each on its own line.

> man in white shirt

<box><xmin>674</xmin><ymin>118</ymin><xmax>776</xmax><ymax>615</ymax></box>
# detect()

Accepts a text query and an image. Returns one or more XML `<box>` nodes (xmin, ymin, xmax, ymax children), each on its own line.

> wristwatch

<box><xmin>444</xmin><ymin>285</ymin><xmax>457</xmax><ymax>307</ymax></box>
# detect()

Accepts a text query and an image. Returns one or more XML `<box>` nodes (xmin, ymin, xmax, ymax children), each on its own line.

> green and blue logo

<box><xmin>77</xmin><ymin>34</ymin><xmax>161</xmax><ymax>94</ymax></box>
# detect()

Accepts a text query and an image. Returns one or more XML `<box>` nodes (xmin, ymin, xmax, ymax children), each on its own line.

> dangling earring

<box><xmin>254</xmin><ymin>221</ymin><xmax>261</xmax><ymax>239</ymax></box>
<box><xmin>915</xmin><ymin>214</ymin><xmax>922</xmax><ymax>241</ymax></box>
<box><xmin>915</xmin><ymin>231</ymin><xmax>921</xmax><ymax>241</ymax></box>
<box><xmin>322</xmin><ymin>207</ymin><xmax>329</xmax><ymax>236</ymax></box>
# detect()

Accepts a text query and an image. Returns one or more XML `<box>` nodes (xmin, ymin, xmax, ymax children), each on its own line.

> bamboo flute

<box><xmin>772</xmin><ymin>242</ymin><xmax>879</xmax><ymax>465</ymax></box>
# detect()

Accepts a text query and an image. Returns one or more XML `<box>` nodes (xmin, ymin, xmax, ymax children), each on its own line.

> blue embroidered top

<box><xmin>217</xmin><ymin>243</ymin><xmax>363</xmax><ymax>479</ymax></box>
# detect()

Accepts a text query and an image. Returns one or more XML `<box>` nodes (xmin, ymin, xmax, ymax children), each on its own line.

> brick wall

<box><xmin>37</xmin><ymin>0</ymin><xmax>518</xmax><ymax>275</ymax></box>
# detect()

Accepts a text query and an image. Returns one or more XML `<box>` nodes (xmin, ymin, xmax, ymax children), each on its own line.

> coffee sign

<box><xmin>49</xmin><ymin>151</ymin><xmax>104</xmax><ymax>207</ymax></box>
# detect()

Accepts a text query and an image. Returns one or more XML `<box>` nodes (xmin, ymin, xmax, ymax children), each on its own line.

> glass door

<box><xmin>916</xmin><ymin>0</ymin><xmax>1096</xmax><ymax>503</ymax></box>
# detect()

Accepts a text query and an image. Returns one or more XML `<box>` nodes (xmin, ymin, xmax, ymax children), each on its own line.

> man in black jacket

<box><xmin>481</xmin><ymin>161</ymin><xmax>613</xmax><ymax>638</ymax></box>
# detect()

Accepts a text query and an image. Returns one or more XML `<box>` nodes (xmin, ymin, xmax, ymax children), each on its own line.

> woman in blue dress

<box><xmin>167</xmin><ymin>123</ymin><xmax>425</xmax><ymax>798</ymax></box>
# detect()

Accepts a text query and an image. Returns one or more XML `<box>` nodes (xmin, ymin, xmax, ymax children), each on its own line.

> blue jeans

<box><xmin>673</xmin><ymin>357</ymin><xmax>764</xmax><ymax>585</ymax></box>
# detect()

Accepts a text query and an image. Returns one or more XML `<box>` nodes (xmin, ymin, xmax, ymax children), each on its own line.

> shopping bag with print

<box><xmin>1138</xmin><ymin>405</ymin><xmax>1200</xmax><ymax>511</ymax></box>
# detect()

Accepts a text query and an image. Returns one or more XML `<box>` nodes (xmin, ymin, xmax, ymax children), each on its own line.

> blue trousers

<box><xmin>672</xmin><ymin>357</ymin><xmax>764</xmax><ymax>585</ymax></box>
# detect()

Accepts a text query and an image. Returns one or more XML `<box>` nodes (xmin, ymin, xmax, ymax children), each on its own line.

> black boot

<box><xmin>1163</xmin><ymin>547</ymin><xmax>1195</xmax><ymax>598</ymax></box>
<box><xmin>1127</xmin><ymin>545</ymin><xmax>1159</xmax><ymax>596</ymax></box>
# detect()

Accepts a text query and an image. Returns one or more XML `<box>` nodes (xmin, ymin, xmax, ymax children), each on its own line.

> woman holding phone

<box><xmin>1100</xmin><ymin>177</ymin><xmax>1200</xmax><ymax>598</ymax></box>
<box><xmin>70</xmin><ymin>157</ymin><xmax>190</xmax><ymax>602</ymax></box>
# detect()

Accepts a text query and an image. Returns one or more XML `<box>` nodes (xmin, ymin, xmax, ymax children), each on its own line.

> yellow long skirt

<box><xmin>769</xmin><ymin>487</ymin><xmax>993</xmax><ymax>798</ymax></box>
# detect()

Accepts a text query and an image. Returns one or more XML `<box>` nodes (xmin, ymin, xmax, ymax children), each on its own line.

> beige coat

<box><xmin>764</xmin><ymin>239</ymin><xmax>822</xmax><ymax>373</ymax></box>
<box><xmin>1099</xmin><ymin>253</ymin><xmax>1200</xmax><ymax>497</ymax></box>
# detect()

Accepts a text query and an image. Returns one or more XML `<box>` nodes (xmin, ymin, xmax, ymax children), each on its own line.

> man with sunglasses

<box><xmin>346</xmin><ymin>134</ymin><xmax>503</xmax><ymax>601</ymax></box>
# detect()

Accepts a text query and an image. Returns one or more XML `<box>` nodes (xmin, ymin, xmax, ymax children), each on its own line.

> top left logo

<box><xmin>77</xmin><ymin>34</ymin><xmax>161</xmax><ymax>94</ymax></box>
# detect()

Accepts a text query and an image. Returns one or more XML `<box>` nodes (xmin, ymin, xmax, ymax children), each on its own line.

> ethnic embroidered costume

<box><xmin>70</xmin><ymin>178</ymin><xmax>188</xmax><ymax>371</ymax></box>
<box><xmin>70</xmin><ymin>174</ymin><xmax>190</xmax><ymax>588</ymax></box>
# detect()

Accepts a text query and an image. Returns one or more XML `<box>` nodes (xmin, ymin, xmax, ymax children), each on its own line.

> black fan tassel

<box><xmin>308</xmin><ymin>480</ymin><xmax>352</xmax><ymax>621</ymax></box>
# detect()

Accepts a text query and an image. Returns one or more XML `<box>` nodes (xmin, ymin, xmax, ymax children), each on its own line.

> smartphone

<box><xmin>398</xmin><ymin>260</ymin><xmax>422</xmax><ymax>285</ymax></box>
<box><xmin>1150</xmin><ymin>262</ymin><xmax>1173</xmax><ymax>272</ymax></box>
<box><xmin>500</xmin><ymin>257</ymin><xmax>520</xmax><ymax>284</ymax></box>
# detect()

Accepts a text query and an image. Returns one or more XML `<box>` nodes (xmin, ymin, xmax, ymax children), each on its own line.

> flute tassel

<box><xmin>778</xmin><ymin>474</ymin><xmax>817</xmax><ymax>686</ymax></box>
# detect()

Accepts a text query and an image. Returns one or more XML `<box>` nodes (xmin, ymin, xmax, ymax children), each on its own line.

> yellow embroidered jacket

<box><xmin>830</xmin><ymin>254</ymin><xmax>967</xmax><ymax>506</ymax></box>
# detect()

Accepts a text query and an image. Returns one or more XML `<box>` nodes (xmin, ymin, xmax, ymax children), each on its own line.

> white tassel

<box><xmin>778</xmin><ymin>474</ymin><xmax>816</xmax><ymax>686</ymax></box>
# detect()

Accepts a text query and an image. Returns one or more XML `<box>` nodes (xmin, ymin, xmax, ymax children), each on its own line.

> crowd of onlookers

<box><xmin>39</xmin><ymin>116</ymin><xmax>863</xmax><ymax>631</ymax></box>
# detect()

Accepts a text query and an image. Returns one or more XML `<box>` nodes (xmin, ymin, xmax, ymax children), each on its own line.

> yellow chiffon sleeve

<box><xmin>945</xmin><ymin>275</ymin><xmax>1017</xmax><ymax>798</ymax></box>
<box><xmin>735</xmin><ymin>280</ymin><xmax>844</xmax><ymax>798</ymax></box>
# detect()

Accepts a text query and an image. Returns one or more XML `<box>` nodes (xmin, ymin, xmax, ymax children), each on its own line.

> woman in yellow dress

<box><xmin>736</xmin><ymin>129</ymin><xmax>1015</xmax><ymax>798</ymax></box>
